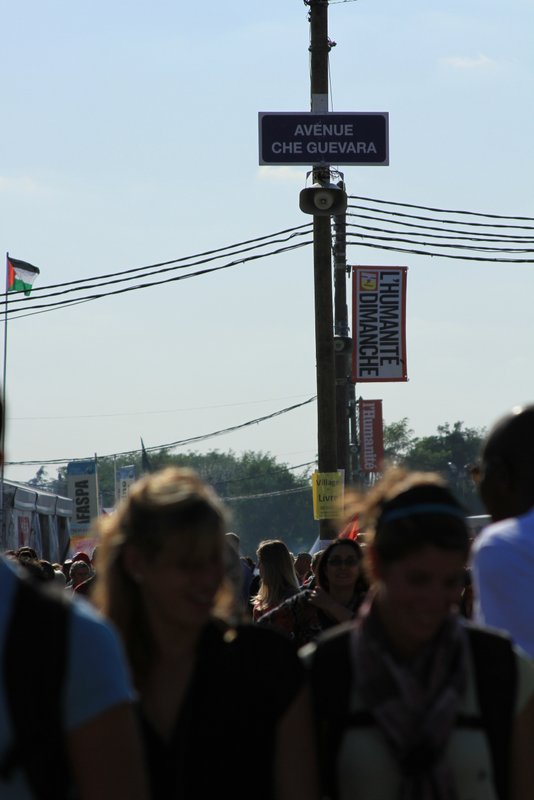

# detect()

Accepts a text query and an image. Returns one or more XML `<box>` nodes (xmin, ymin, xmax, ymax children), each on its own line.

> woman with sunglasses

<box><xmin>257</xmin><ymin>538</ymin><xmax>368</xmax><ymax>649</ymax></box>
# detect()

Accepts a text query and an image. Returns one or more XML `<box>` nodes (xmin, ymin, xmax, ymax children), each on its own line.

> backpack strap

<box><xmin>306</xmin><ymin>623</ymin><xmax>354</xmax><ymax>800</ymax></box>
<box><xmin>307</xmin><ymin>622</ymin><xmax>516</xmax><ymax>800</ymax></box>
<box><xmin>467</xmin><ymin>624</ymin><xmax>517</xmax><ymax>800</ymax></box>
<box><xmin>0</xmin><ymin>573</ymin><xmax>71</xmax><ymax>800</ymax></box>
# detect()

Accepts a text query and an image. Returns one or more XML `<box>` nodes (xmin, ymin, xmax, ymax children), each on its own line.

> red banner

<box><xmin>359</xmin><ymin>399</ymin><xmax>384</xmax><ymax>473</ymax></box>
<box><xmin>352</xmin><ymin>266</ymin><xmax>408</xmax><ymax>383</ymax></box>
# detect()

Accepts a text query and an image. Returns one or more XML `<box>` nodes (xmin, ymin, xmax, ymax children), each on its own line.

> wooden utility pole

<box><xmin>309</xmin><ymin>0</ymin><xmax>338</xmax><ymax>539</ymax></box>
<box><xmin>333</xmin><ymin>202</ymin><xmax>351</xmax><ymax>480</ymax></box>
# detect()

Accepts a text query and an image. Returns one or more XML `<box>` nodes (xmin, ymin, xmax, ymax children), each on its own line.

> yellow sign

<box><xmin>312</xmin><ymin>471</ymin><xmax>344</xmax><ymax>520</ymax></box>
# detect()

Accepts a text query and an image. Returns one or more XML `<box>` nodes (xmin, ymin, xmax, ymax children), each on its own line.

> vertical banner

<box><xmin>312</xmin><ymin>471</ymin><xmax>345</xmax><ymax>520</ymax></box>
<box><xmin>359</xmin><ymin>399</ymin><xmax>384</xmax><ymax>473</ymax></box>
<box><xmin>352</xmin><ymin>266</ymin><xmax>408</xmax><ymax>383</ymax></box>
<box><xmin>66</xmin><ymin>460</ymin><xmax>100</xmax><ymax>552</ymax></box>
<box><xmin>117</xmin><ymin>464</ymin><xmax>136</xmax><ymax>503</ymax></box>
<box><xmin>15</xmin><ymin>512</ymin><xmax>32</xmax><ymax>548</ymax></box>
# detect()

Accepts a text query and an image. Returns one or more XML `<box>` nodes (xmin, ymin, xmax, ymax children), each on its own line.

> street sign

<box><xmin>258</xmin><ymin>112</ymin><xmax>389</xmax><ymax>166</ymax></box>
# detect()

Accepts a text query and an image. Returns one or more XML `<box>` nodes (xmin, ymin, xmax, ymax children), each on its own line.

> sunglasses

<box><xmin>327</xmin><ymin>556</ymin><xmax>359</xmax><ymax>568</ymax></box>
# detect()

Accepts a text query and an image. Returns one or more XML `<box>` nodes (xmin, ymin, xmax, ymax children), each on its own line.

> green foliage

<box><xmin>383</xmin><ymin>419</ymin><xmax>487</xmax><ymax>514</ymax></box>
<box><xmin>44</xmin><ymin>448</ymin><xmax>318</xmax><ymax>558</ymax></box>
<box><xmin>170</xmin><ymin>450</ymin><xmax>319</xmax><ymax>556</ymax></box>
<box><xmin>383</xmin><ymin>417</ymin><xmax>415</xmax><ymax>465</ymax></box>
<box><xmin>26</xmin><ymin>466</ymin><xmax>51</xmax><ymax>489</ymax></box>
<box><xmin>34</xmin><ymin>417</ymin><xmax>487</xmax><ymax>558</ymax></box>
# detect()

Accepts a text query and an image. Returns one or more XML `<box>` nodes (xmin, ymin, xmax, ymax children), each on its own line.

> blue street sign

<box><xmin>258</xmin><ymin>112</ymin><xmax>389</xmax><ymax>166</ymax></box>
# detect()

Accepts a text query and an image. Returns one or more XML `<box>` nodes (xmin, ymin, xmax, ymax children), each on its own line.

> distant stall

<box><xmin>0</xmin><ymin>480</ymin><xmax>72</xmax><ymax>562</ymax></box>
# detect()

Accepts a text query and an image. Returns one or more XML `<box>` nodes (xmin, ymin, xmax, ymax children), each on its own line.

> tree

<box><xmin>47</xmin><ymin>449</ymin><xmax>318</xmax><ymax>557</ymax></box>
<box><xmin>383</xmin><ymin>417</ymin><xmax>416</xmax><ymax>465</ymax></box>
<box><xmin>403</xmin><ymin>421</ymin><xmax>486</xmax><ymax>513</ymax></box>
<box><xmin>27</xmin><ymin>466</ymin><xmax>53</xmax><ymax>490</ymax></box>
<box><xmin>167</xmin><ymin>450</ymin><xmax>318</xmax><ymax>556</ymax></box>
<box><xmin>377</xmin><ymin>418</ymin><xmax>487</xmax><ymax>513</ymax></box>
<box><xmin>41</xmin><ymin>417</ymin><xmax>488</xmax><ymax>555</ymax></box>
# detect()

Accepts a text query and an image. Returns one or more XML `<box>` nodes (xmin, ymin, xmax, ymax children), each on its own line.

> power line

<box><xmin>347</xmin><ymin>221</ymin><xmax>534</xmax><ymax>247</ymax></box>
<box><xmin>348</xmin><ymin>195</ymin><xmax>534</xmax><ymax>222</ymax></box>
<box><xmin>344</xmin><ymin>196</ymin><xmax>534</xmax><ymax>261</ymax></box>
<box><xmin>223</xmin><ymin>486</ymin><xmax>311</xmax><ymax>502</ymax></box>
<box><xmin>346</xmin><ymin>229</ymin><xmax>534</xmax><ymax>254</ymax></box>
<box><xmin>6</xmin><ymin>196</ymin><xmax>534</xmax><ymax>323</ymax></box>
<box><xmin>347</xmin><ymin>202</ymin><xmax>534</xmax><ymax>231</ymax></box>
<box><xmin>4</xmin><ymin>224</ymin><xmax>313</xmax><ymax>299</ymax></box>
<box><xmin>346</xmin><ymin>213</ymin><xmax>534</xmax><ymax>241</ymax></box>
<box><xmin>213</xmin><ymin>459</ymin><xmax>317</xmax><ymax>490</ymax></box>
<box><xmin>4</xmin><ymin>396</ymin><xmax>318</xmax><ymax>468</ymax></box>
<box><xmin>9</xmin><ymin>393</ymin><xmax>315</xmax><ymax>421</ymax></box>
<box><xmin>23</xmin><ymin>460</ymin><xmax>318</xmax><ymax>502</ymax></box>
<box><xmin>2</xmin><ymin>239</ymin><xmax>312</xmax><ymax>322</ymax></box>
<box><xmin>344</xmin><ymin>237</ymin><xmax>534</xmax><ymax>263</ymax></box>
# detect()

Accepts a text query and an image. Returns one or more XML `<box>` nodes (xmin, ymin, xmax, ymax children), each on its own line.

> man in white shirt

<box><xmin>470</xmin><ymin>404</ymin><xmax>534</xmax><ymax>658</ymax></box>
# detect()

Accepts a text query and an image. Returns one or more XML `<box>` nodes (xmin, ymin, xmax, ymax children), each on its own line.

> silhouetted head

<box><xmin>476</xmin><ymin>405</ymin><xmax>534</xmax><ymax>521</ymax></box>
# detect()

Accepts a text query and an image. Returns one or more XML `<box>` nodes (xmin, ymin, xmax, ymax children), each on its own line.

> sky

<box><xmin>1</xmin><ymin>0</ymin><xmax>534</xmax><ymax>486</ymax></box>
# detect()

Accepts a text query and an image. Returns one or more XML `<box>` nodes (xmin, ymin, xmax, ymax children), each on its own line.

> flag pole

<box><xmin>113</xmin><ymin>454</ymin><xmax>118</xmax><ymax>506</ymax></box>
<box><xmin>0</xmin><ymin>254</ymin><xmax>39</xmax><ymax>541</ymax></box>
<box><xmin>0</xmin><ymin>252</ymin><xmax>9</xmax><ymax>529</ymax></box>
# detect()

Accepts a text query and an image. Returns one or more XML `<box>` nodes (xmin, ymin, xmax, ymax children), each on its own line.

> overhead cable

<box><xmin>213</xmin><ymin>459</ymin><xmax>317</xmax><ymax>490</ymax></box>
<box><xmin>346</xmin><ymin>229</ymin><xmax>534</xmax><ymax>254</ymax></box>
<box><xmin>344</xmin><ymin>237</ymin><xmax>534</xmax><ymax>263</ymax></box>
<box><xmin>5</xmin><ymin>224</ymin><xmax>313</xmax><ymax>299</ymax></box>
<box><xmin>4</xmin><ymin>396</ymin><xmax>318</xmax><ymax>467</ymax></box>
<box><xmin>346</xmin><ymin>214</ymin><xmax>534</xmax><ymax>242</ymax></box>
<box><xmin>344</xmin><ymin>195</ymin><xmax>534</xmax><ymax>262</ymax></box>
<box><xmin>223</xmin><ymin>486</ymin><xmax>311</xmax><ymax>501</ymax></box>
<box><xmin>2</xmin><ymin>240</ymin><xmax>312</xmax><ymax>322</ymax></box>
<box><xmin>348</xmin><ymin>195</ymin><xmax>534</xmax><ymax>222</ymax></box>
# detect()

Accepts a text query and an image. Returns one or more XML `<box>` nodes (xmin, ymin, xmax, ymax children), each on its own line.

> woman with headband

<box><xmin>302</xmin><ymin>468</ymin><xmax>534</xmax><ymax>800</ymax></box>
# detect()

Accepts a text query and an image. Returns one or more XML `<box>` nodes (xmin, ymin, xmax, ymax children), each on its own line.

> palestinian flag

<box><xmin>7</xmin><ymin>257</ymin><xmax>40</xmax><ymax>296</ymax></box>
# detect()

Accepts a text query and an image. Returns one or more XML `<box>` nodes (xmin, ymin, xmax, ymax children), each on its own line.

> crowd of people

<box><xmin>2</xmin><ymin>398</ymin><xmax>534</xmax><ymax>799</ymax></box>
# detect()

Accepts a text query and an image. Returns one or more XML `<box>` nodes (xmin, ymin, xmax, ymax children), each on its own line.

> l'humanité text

<box><xmin>357</xmin><ymin>272</ymin><xmax>402</xmax><ymax>377</ymax></box>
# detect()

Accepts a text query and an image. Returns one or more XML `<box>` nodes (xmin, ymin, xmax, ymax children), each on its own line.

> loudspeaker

<box><xmin>334</xmin><ymin>336</ymin><xmax>352</xmax><ymax>354</ymax></box>
<box><xmin>299</xmin><ymin>183</ymin><xmax>347</xmax><ymax>216</ymax></box>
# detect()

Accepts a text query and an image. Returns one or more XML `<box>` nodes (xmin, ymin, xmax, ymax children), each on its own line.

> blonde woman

<box><xmin>258</xmin><ymin>538</ymin><xmax>367</xmax><ymax>648</ymax></box>
<box><xmin>92</xmin><ymin>467</ymin><xmax>319</xmax><ymax>800</ymax></box>
<box><xmin>251</xmin><ymin>538</ymin><xmax>300</xmax><ymax>621</ymax></box>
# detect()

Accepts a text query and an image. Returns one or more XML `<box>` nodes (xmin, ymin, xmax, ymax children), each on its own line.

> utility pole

<box><xmin>333</xmin><ymin>211</ymin><xmax>360</xmax><ymax>487</ymax></box>
<box><xmin>261</xmin><ymin>1</ymin><xmax>387</xmax><ymax>502</ymax></box>
<box><xmin>348</xmin><ymin>385</ymin><xmax>360</xmax><ymax>485</ymax></box>
<box><xmin>309</xmin><ymin>0</ymin><xmax>338</xmax><ymax>539</ymax></box>
<box><xmin>333</xmin><ymin>200</ymin><xmax>352</xmax><ymax>482</ymax></box>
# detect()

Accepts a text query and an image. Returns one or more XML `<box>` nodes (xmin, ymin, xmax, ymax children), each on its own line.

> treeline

<box><xmin>30</xmin><ymin>450</ymin><xmax>319</xmax><ymax>558</ymax></box>
<box><xmin>27</xmin><ymin>419</ymin><xmax>486</xmax><ymax>557</ymax></box>
<box><xmin>383</xmin><ymin>418</ymin><xmax>485</xmax><ymax>515</ymax></box>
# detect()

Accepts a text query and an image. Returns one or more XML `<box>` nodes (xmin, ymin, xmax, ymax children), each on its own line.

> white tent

<box><xmin>1</xmin><ymin>480</ymin><xmax>72</xmax><ymax>561</ymax></box>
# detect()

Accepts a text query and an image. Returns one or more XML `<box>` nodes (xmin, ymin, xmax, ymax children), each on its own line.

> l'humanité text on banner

<box><xmin>352</xmin><ymin>266</ymin><xmax>408</xmax><ymax>383</ymax></box>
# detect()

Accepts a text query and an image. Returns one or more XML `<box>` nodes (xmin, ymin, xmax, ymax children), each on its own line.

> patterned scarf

<box><xmin>351</xmin><ymin>594</ymin><xmax>468</xmax><ymax>800</ymax></box>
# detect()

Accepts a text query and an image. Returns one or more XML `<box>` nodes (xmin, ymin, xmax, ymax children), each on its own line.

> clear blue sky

<box><xmin>1</xmin><ymin>0</ymin><xmax>533</xmax><ymax>484</ymax></box>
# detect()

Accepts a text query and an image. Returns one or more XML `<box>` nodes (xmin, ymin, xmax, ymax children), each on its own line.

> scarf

<box><xmin>351</xmin><ymin>594</ymin><xmax>468</xmax><ymax>800</ymax></box>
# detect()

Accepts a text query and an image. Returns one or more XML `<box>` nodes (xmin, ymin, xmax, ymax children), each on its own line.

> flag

<box><xmin>140</xmin><ymin>438</ymin><xmax>153</xmax><ymax>474</ymax></box>
<box><xmin>7</xmin><ymin>257</ymin><xmax>40</xmax><ymax>296</ymax></box>
<box><xmin>339</xmin><ymin>516</ymin><xmax>360</xmax><ymax>540</ymax></box>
